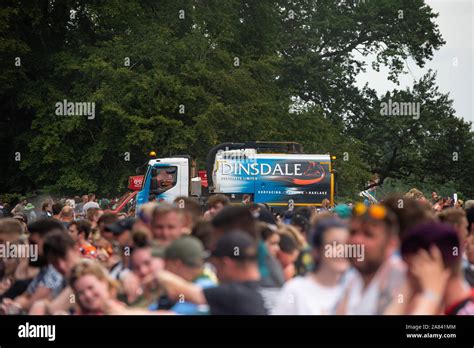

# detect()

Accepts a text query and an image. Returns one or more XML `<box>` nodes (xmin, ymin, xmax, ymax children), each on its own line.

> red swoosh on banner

<box><xmin>288</xmin><ymin>172</ymin><xmax>326</xmax><ymax>185</ymax></box>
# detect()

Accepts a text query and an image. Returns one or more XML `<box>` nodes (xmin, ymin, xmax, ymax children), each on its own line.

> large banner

<box><xmin>214</xmin><ymin>156</ymin><xmax>331</xmax><ymax>205</ymax></box>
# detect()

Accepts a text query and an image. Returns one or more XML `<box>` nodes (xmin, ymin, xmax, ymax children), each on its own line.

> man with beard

<box><xmin>336</xmin><ymin>203</ymin><xmax>406</xmax><ymax>315</ymax></box>
<box><xmin>0</xmin><ymin>220</ymin><xmax>66</xmax><ymax>314</ymax></box>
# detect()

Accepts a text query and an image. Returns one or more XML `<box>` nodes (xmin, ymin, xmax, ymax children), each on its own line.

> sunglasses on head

<box><xmin>352</xmin><ymin>203</ymin><xmax>387</xmax><ymax>220</ymax></box>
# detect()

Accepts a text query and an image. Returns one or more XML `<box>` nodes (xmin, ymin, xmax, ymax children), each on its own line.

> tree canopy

<box><xmin>0</xmin><ymin>0</ymin><xmax>471</xmax><ymax>201</ymax></box>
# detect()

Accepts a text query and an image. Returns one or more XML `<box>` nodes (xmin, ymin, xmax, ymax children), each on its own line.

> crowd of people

<box><xmin>0</xmin><ymin>189</ymin><xmax>473</xmax><ymax>315</ymax></box>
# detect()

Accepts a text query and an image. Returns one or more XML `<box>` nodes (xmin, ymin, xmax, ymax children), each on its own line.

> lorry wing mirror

<box><xmin>136</xmin><ymin>160</ymin><xmax>151</xmax><ymax>175</ymax></box>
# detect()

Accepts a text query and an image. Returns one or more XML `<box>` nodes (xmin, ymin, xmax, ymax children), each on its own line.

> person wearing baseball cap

<box><xmin>164</xmin><ymin>236</ymin><xmax>209</xmax><ymax>273</ymax></box>
<box><xmin>104</xmin><ymin>217</ymin><xmax>136</xmax><ymax>277</ymax></box>
<box><xmin>104</xmin><ymin>217</ymin><xmax>136</xmax><ymax>248</ymax></box>
<box><xmin>148</xmin><ymin>236</ymin><xmax>217</xmax><ymax>315</ymax></box>
<box><xmin>23</xmin><ymin>203</ymin><xmax>37</xmax><ymax>223</ymax></box>
<box><xmin>155</xmin><ymin>230</ymin><xmax>268</xmax><ymax>315</ymax></box>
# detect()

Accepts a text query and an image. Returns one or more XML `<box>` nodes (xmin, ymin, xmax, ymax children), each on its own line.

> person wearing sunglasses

<box><xmin>336</xmin><ymin>203</ymin><xmax>406</xmax><ymax>315</ymax></box>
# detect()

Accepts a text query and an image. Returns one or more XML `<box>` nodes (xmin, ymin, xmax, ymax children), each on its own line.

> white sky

<box><xmin>355</xmin><ymin>0</ymin><xmax>473</xmax><ymax>123</ymax></box>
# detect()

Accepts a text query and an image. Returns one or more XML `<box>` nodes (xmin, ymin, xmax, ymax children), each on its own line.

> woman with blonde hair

<box><xmin>70</xmin><ymin>259</ymin><xmax>172</xmax><ymax>315</ymax></box>
<box><xmin>404</xmin><ymin>188</ymin><xmax>426</xmax><ymax>202</ymax></box>
<box><xmin>69</xmin><ymin>259</ymin><xmax>122</xmax><ymax>315</ymax></box>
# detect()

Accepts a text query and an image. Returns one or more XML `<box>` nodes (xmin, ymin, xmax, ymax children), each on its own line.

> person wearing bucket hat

<box><xmin>82</xmin><ymin>201</ymin><xmax>100</xmax><ymax>215</ymax></box>
<box><xmin>333</xmin><ymin>204</ymin><xmax>352</xmax><ymax>220</ymax></box>
<box><xmin>155</xmin><ymin>231</ymin><xmax>268</xmax><ymax>315</ymax></box>
<box><xmin>24</xmin><ymin>203</ymin><xmax>34</xmax><ymax>210</ymax></box>
<box><xmin>23</xmin><ymin>203</ymin><xmax>37</xmax><ymax>223</ymax></box>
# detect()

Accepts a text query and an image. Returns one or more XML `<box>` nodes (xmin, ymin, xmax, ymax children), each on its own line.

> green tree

<box><xmin>0</xmin><ymin>0</ymin><xmax>464</xmax><ymax>200</ymax></box>
<box><xmin>347</xmin><ymin>71</ymin><xmax>474</xmax><ymax>197</ymax></box>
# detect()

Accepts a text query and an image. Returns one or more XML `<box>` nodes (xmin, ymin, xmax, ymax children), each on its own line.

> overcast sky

<box><xmin>355</xmin><ymin>0</ymin><xmax>473</xmax><ymax>123</ymax></box>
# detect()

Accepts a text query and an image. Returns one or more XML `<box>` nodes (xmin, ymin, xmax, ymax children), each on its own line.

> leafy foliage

<box><xmin>0</xmin><ymin>0</ymin><xmax>470</xmax><ymax>200</ymax></box>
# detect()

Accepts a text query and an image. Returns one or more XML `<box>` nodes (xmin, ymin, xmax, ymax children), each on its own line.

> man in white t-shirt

<box><xmin>335</xmin><ymin>204</ymin><xmax>405</xmax><ymax>315</ymax></box>
<box><xmin>273</xmin><ymin>218</ymin><xmax>352</xmax><ymax>315</ymax></box>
